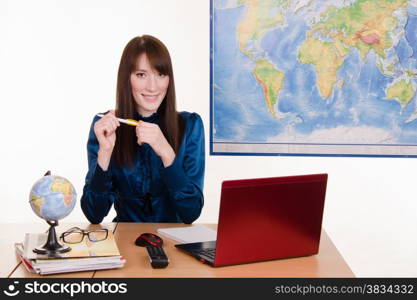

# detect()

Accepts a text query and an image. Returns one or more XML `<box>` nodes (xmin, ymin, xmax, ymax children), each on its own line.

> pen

<box><xmin>96</xmin><ymin>113</ymin><xmax>139</xmax><ymax>126</ymax></box>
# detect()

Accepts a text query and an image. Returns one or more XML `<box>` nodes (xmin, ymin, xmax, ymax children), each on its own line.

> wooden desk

<box><xmin>3</xmin><ymin>223</ymin><xmax>354</xmax><ymax>278</ymax></box>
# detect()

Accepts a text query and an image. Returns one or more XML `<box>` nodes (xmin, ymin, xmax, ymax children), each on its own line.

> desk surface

<box><xmin>3</xmin><ymin>223</ymin><xmax>354</xmax><ymax>278</ymax></box>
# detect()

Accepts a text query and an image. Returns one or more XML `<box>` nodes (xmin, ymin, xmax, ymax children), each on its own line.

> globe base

<box><xmin>32</xmin><ymin>220</ymin><xmax>71</xmax><ymax>256</ymax></box>
<box><xmin>33</xmin><ymin>244</ymin><xmax>71</xmax><ymax>255</ymax></box>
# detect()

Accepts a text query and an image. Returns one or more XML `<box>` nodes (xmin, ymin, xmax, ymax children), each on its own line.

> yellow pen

<box><xmin>96</xmin><ymin>113</ymin><xmax>139</xmax><ymax>126</ymax></box>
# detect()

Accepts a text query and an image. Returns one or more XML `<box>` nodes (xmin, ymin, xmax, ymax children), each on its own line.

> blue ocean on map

<box><xmin>212</xmin><ymin>0</ymin><xmax>417</xmax><ymax>149</ymax></box>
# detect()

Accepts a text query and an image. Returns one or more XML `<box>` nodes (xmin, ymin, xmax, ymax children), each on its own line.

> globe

<box><xmin>29</xmin><ymin>175</ymin><xmax>77</xmax><ymax>221</ymax></box>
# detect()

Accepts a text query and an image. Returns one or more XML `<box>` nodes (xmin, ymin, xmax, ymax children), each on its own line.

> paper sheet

<box><xmin>157</xmin><ymin>225</ymin><xmax>217</xmax><ymax>244</ymax></box>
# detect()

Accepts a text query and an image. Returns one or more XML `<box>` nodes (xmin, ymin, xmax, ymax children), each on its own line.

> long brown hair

<box><xmin>113</xmin><ymin>35</ymin><xmax>184</xmax><ymax>167</ymax></box>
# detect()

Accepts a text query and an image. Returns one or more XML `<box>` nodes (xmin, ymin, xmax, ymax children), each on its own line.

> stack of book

<box><xmin>15</xmin><ymin>230</ymin><xmax>125</xmax><ymax>275</ymax></box>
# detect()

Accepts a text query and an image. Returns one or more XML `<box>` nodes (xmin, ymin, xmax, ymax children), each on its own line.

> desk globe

<box><xmin>29</xmin><ymin>171</ymin><xmax>77</xmax><ymax>255</ymax></box>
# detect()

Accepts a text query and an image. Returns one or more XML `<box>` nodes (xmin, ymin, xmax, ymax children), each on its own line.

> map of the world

<box><xmin>211</xmin><ymin>0</ymin><xmax>417</xmax><ymax>156</ymax></box>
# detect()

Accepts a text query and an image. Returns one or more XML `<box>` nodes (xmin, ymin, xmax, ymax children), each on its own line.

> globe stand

<box><xmin>33</xmin><ymin>220</ymin><xmax>71</xmax><ymax>255</ymax></box>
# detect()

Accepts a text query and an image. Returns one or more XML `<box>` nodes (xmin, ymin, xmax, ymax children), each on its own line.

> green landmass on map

<box><xmin>385</xmin><ymin>79</ymin><xmax>416</xmax><ymax>106</ymax></box>
<box><xmin>298</xmin><ymin>0</ymin><xmax>410</xmax><ymax>101</ymax></box>
<box><xmin>237</xmin><ymin>0</ymin><xmax>288</xmax><ymax>57</ymax></box>
<box><xmin>253</xmin><ymin>59</ymin><xmax>285</xmax><ymax>116</ymax></box>
<box><xmin>298</xmin><ymin>38</ymin><xmax>346</xmax><ymax>99</ymax></box>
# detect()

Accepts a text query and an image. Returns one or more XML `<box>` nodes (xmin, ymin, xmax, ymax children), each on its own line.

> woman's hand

<box><xmin>136</xmin><ymin>121</ymin><xmax>176</xmax><ymax>167</ymax></box>
<box><xmin>94</xmin><ymin>110</ymin><xmax>120</xmax><ymax>170</ymax></box>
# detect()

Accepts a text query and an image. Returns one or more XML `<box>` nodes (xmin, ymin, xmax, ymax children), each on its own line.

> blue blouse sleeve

<box><xmin>80</xmin><ymin>116</ymin><xmax>116</xmax><ymax>224</ymax></box>
<box><xmin>161</xmin><ymin>113</ymin><xmax>205</xmax><ymax>224</ymax></box>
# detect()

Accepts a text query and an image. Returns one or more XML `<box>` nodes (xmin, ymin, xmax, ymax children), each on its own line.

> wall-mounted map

<box><xmin>211</xmin><ymin>0</ymin><xmax>417</xmax><ymax>156</ymax></box>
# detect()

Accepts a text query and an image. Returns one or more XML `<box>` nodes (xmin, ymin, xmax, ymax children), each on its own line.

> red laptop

<box><xmin>175</xmin><ymin>173</ymin><xmax>328</xmax><ymax>267</ymax></box>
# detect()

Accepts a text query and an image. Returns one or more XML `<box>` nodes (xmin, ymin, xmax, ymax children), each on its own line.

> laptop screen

<box><xmin>213</xmin><ymin>174</ymin><xmax>328</xmax><ymax>266</ymax></box>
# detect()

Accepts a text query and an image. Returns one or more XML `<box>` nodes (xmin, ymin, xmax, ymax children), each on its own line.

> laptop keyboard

<box><xmin>192</xmin><ymin>248</ymin><xmax>216</xmax><ymax>260</ymax></box>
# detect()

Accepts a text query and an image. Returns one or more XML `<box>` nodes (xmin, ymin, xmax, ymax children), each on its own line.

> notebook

<box><xmin>157</xmin><ymin>225</ymin><xmax>217</xmax><ymax>244</ymax></box>
<box><xmin>175</xmin><ymin>174</ymin><xmax>328</xmax><ymax>267</ymax></box>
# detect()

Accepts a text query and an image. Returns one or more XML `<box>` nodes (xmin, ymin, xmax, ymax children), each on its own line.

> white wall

<box><xmin>1</xmin><ymin>0</ymin><xmax>416</xmax><ymax>277</ymax></box>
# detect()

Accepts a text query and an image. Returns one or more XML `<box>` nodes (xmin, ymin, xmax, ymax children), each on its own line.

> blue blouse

<box><xmin>80</xmin><ymin>111</ymin><xmax>205</xmax><ymax>224</ymax></box>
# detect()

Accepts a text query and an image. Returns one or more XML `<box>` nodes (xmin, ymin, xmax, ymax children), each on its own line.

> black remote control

<box><xmin>146</xmin><ymin>246</ymin><xmax>169</xmax><ymax>268</ymax></box>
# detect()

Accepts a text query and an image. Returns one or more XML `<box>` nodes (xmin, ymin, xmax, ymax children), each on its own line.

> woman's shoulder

<box><xmin>178</xmin><ymin>112</ymin><xmax>204</xmax><ymax>143</ymax></box>
<box><xmin>179</xmin><ymin>111</ymin><xmax>202</xmax><ymax>124</ymax></box>
<box><xmin>179</xmin><ymin>111</ymin><xmax>203</xmax><ymax>131</ymax></box>
<box><xmin>178</xmin><ymin>112</ymin><xmax>204</xmax><ymax>148</ymax></box>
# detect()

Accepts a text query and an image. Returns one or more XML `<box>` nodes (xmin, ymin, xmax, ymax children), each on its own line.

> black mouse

<box><xmin>135</xmin><ymin>233</ymin><xmax>163</xmax><ymax>247</ymax></box>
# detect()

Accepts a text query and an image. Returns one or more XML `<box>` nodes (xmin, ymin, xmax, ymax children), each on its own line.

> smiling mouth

<box><xmin>142</xmin><ymin>94</ymin><xmax>160</xmax><ymax>101</ymax></box>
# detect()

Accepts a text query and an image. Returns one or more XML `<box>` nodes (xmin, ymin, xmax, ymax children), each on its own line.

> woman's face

<box><xmin>130</xmin><ymin>54</ymin><xmax>169</xmax><ymax>117</ymax></box>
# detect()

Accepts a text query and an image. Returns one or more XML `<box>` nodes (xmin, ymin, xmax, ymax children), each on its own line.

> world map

<box><xmin>211</xmin><ymin>0</ymin><xmax>417</xmax><ymax>156</ymax></box>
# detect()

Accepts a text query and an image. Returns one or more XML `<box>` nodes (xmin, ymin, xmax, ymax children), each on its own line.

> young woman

<box><xmin>80</xmin><ymin>35</ymin><xmax>205</xmax><ymax>224</ymax></box>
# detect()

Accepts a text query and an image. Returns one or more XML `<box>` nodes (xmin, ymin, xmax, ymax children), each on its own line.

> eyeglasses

<box><xmin>60</xmin><ymin>227</ymin><xmax>109</xmax><ymax>244</ymax></box>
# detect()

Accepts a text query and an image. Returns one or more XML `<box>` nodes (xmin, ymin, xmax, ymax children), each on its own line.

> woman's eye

<box><xmin>136</xmin><ymin>72</ymin><xmax>146</xmax><ymax>77</ymax></box>
<box><xmin>159</xmin><ymin>73</ymin><xmax>166</xmax><ymax>78</ymax></box>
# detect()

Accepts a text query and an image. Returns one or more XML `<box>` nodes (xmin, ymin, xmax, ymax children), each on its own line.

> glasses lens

<box><xmin>63</xmin><ymin>232</ymin><xmax>84</xmax><ymax>244</ymax></box>
<box><xmin>88</xmin><ymin>230</ymin><xmax>107</xmax><ymax>242</ymax></box>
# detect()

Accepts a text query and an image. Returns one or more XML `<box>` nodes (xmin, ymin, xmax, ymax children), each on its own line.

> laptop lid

<box><xmin>213</xmin><ymin>173</ymin><xmax>328</xmax><ymax>267</ymax></box>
